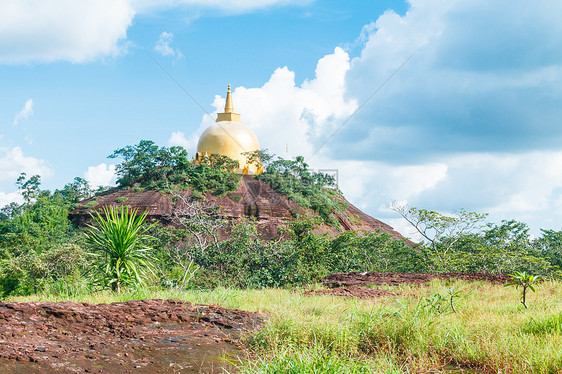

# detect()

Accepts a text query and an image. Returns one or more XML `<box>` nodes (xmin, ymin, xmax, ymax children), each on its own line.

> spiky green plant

<box><xmin>505</xmin><ymin>271</ymin><xmax>540</xmax><ymax>308</ymax></box>
<box><xmin>84</xmin><ymin>206</ymin><xmax>155</xmax><ymax>293</ymax></box>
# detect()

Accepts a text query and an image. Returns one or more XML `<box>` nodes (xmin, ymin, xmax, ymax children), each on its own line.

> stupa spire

<box><xmin>224</xmin><ymin>84</ymin><xmax>233</xmax><ymax>113</ymax></box>
<box><xmin>216</xmin><ymin>84</ymin><xmax>241</xmax><ymax>122</ymax></box>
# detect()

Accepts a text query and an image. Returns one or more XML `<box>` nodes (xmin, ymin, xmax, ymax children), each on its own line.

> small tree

<box><xmin>85</xmin><ymin>206</ymin><xmax>155</xmax><ymax>292</ymax></box>
<box><xmin>505</xmin><ymin>271</ymin><xmax>540</xmax><ymax>309</ymax></box>
<box><xmin>388</xmin><ymin>202</ymin><xmax>487</xmax><ymax>266</ymax></box>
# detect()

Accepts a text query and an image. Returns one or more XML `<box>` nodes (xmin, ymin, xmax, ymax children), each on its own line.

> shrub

<box><xmin>84</xmin><ymin>206</ymin><xmax>156</xmax><ymax>292</ymax></box>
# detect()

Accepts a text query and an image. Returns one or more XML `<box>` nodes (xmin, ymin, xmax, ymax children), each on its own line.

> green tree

<box><xmin>84</xmin><ymin>206</ymin><xmax>155</xmax><ymax>292</ymax></box>
<box><xmin>109</xmin><ymin>140</ymin><xmax>240</xmax><ymax>195</ymax></box>
<box><xmin>16</xmin><ymin>173</ymin><xmax>41</xmax><ymax>204</ymax></box>
<box><xmin>54</xmin><ymin>177</ymin><xmax>93</xmax><ymax>207</ymax></box>
<box><xmin>389</xmin><ymin>203</ymin><xmax>488</xmax><ymax>267</ymax></box>
<box><xmin>534</xmin><ymin>229</ymin><xmax>562</xmax><ymax>273</ymax></box>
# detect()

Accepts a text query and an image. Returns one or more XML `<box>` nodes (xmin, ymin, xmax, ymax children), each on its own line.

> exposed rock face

<box><xmin>70</xmin><ymin>176</ymin><xmax>409</xmax><ymax>242</ymax></box>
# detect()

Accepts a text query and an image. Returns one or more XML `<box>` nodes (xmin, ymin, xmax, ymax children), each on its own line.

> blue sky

<box><xmin>1</xmin><ymin>0</ymin><xmax>562</xmax><ymax>238</ymax></box>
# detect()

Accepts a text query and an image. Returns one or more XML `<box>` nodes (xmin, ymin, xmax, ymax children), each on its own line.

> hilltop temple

<box><xmin>70</xmin><ymin>84</ymin><xmax>409</xmax><ymax>243</ymax></box>
<box><xmin>195</xmin><ymin>85</ymin><xmax>261</xmax><ymax>175</ymax></box>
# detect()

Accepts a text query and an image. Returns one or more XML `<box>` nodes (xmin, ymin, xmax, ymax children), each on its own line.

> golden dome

<box><xmin>196</xmin><ymin>85</ymin><xmax>261</xmax><ymax>174</ymax></box>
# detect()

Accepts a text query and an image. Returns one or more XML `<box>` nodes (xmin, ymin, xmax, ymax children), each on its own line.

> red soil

<box><xmin>322</xmin><ymin>271</ymin><xmax>512</xmax><ymax>288</ymax></box>
<box><xmin>304</xmin><ymin>287</ymin><xmax>397</xmax><ymax>298</ymax></box>
<box><xmin>0</xmin><ymin>299</ymin><xmax>262</xmax><ymax>373</ymax></box>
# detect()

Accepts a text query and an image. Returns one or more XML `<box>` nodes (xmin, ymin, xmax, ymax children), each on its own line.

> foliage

<box><xmin>533</xmin><ymin>229</ymin><xmax>562</xmax><ymax>272</ymax></box>
<box><xmin>393</xmin><ymin>203</ymin><xmax>560</xmax><ymax>277</ymax></box>
<box><xmin>505</xmin><ymin>271</ymin><xmax>540</xmax><ymax>308</ymax></box>
<box><xmin>16</xmin><ymin>173</ymin><xmax>41</xmax><ymax>204</ymax></box>
<box><xmin>84</xmin><ymin>206</ymin><xmax>156</xmax><ymax>292</ymax></box>
<box><xmin>248</xmin><ymin>149</ymin><xmax>346</xmax><ymax>226</ymax></box>
<box><xmin>53</xmin><ymin>177</ymin><xmax>94</xmax><ymax>208</ymax></box>
<box><xmin>328</xmin><ymin>230</ymin><xmax>426</xmax><ymax>273</ymax></box>
<box><xmin>109</xmin><ymin>140</ymin><xmax>240</xmax><ymax>196</ymax></box>
<box><xmin>0</xmin><ymin>243</ymin><xmax>88</xmax><ymax>296</ymax></box>
<box><xmin>389</xmin><ymin>202</ymin><xmax>487</xmax><ymax>266</ymax></box>
<box><xmin>150</xmin><ymin>209</ymin><xmax>417</xmax><ymax>289</ymax></box>
<box><xmin>0</xmin><ymin>175</ymin><xmax>90</xmax><ymax>296</ymax></box>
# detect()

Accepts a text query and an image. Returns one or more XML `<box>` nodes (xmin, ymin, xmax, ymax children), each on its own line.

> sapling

<box><xmin>505</xmin><ymin>271</ymin><xmax>540</xmax><ymax>308</ymax></box>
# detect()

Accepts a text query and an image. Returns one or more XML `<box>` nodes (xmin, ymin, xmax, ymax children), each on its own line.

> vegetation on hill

<box><xmin>245</xmin><ymin>149</ymin><xmax>347</xmax><ymax>226</ymax></box>
<box><xmin>109</xmin><ymin>140</ymin><xmax>240</xmax><ymax>196</ymax></box>
<box><xmin>0</xmin><ymin>140</ymin><xmax>562</xmax><ymax>297</ymax></box>
<box><xmin>109</xmin><ymin>142</ymin><xmax>345</xmax><ymax>225</ymax></box>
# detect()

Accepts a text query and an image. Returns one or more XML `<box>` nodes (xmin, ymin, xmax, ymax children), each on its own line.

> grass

<box><xmin>7</xmin><ymin>280</ymin><xmax>562</xmax><ymax>373</ymax></box>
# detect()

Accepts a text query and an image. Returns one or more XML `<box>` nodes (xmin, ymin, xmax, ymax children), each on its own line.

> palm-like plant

<box><xmin>84</xmin><ymin>206</ymin><xmax>155</xmax><ymax>292</ymax></box>
<box><xmin>505</xmin><ymin>271</ymin><xmax>540</xmax><ymax>309</ymax></box>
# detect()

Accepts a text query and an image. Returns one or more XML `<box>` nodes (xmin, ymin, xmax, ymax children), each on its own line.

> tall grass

<box><xmin>7</xmin><ymin>280</ymin><xmax>562</xmax><ymax>373</ymax></box>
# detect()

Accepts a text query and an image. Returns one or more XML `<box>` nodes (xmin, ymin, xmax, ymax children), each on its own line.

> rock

<box><xmin>69</xmin><ymin>176</ymin><xmax>411</xmax><ymax>243</ymax></box>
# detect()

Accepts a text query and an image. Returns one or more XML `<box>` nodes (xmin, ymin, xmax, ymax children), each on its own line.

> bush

<box><xmin>109</xmin><ymin>140</ymin><xmax>241</xmax><ymax>196</ymax></box>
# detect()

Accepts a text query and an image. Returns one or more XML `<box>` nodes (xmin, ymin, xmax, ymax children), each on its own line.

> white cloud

<box><xmin>84</xmin><ymin>164</ymin><xmax>117</xmax><ymax>188</ymax></box>
<box><xmin>0</xmin><ymin>0</ymin><xmax>311</xmax><ymax>64</ymax></box>
<box><xmin>165</xmin><ymin>0</ymin><xmax>562</xmax><ymax>237</ymax></box>
<box><xmin>133</xmin><ymin>0</ymin><xmax>312</xmax><ymax>13</ymax></box>
<box><xmin>154</xmin><ymin>32</ymin><xmax>183</xmax><ymax>59</ymax></box>
<box><xmin>339</xmin><ymin>0</ymin><xmax>562</xmax><ymax>162</ymax></box>
<box><xmin>12</xmin><ymin>99</ymin><xmax>33</xmax><ymax>126</ymax></box>
<box><xmin>211</xmin><ymin>47</ymin><xmax>356</xmax><ymax>159</ymax></box>
<box><xmin>0</xmin><ymin>147</ymin><xmax>52</xmax><ymax>182</ymax></box>
<box><xmin>340</xmin><ymin>151</ymin><xmax>562</xmax><ymax>238</ymax></box>
<box><xmin>0</xmin><ymin>191</ymin><xmax>23</xmax><ymax>208</ymax></box>
<box><xmin>167</xmin><ymin>131</ymin><xmax>199</xmax><ymax>153</ymax></box>
<box><xmin>0</xmin><ymin>0</ymin><xmax>135</xmax><ymax>64</ymax></box>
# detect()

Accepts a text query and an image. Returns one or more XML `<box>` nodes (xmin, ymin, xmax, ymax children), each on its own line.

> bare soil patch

<box><xmin>304</xmin><ymin>287</ymin><xmax>397</xmax><ymax>299</ymax></box>
<box><xmin>322</xmin><ymin>272</ymin><xmax>512</xmax><ymax>288</ymax></box>
<box><xmin>0</xmin><ymin>299</ymin><xmax>262</xmax><ymax>373</ymax></box>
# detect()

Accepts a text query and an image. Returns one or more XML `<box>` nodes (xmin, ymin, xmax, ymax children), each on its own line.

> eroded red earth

<box><xmin>310</xmin><ymin>272</ymin><xmax>513</xmax><ymax>298</ymax></box>
<box><xmin>322</xmin><ymin>271</ymin><xmax>512</xmax><ymax>288</ymax></box>
<box><xmin>0</xmin><ymin>273</ymin><xmax>514</xmax><ymax>372</ymax></box>
<box><xmin>0</xmin><ymin>299</ymin><xmax>262</xmax><ymax>373</ymax></box>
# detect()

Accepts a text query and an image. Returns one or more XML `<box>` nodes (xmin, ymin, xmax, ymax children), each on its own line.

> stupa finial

<box><xmin>216</xmin><ymin>84</ymin><xmax>241</xmax><ymax>122</ymax></box>
<box><xmin>224</xmin><ymin>84</ymin><xmax>233</xmax><ymax>113</ymax></box>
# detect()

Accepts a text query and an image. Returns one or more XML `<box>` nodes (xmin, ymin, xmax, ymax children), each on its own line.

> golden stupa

<box><xmin>196</xmin><ymin>85</ymin><xmax>261</xmax><ymax>175</ymax></box>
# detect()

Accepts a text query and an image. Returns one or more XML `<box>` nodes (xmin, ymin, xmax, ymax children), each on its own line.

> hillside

<box><xmin>70</xmin><ymin>175</ymin><xmax>410</xmax><ymax>243</ymax></box>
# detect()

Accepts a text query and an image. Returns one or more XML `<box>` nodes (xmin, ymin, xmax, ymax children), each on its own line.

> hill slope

<box><xmin>70</xmin><ymin>175</ymin><xmax>409</xmax><ymax>242</ymax></box>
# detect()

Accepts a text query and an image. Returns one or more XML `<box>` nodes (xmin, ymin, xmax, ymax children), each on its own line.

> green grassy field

<box><xmin>8</xmin><ymin>279</ymin><xmax>562</xmax><ymax>373</ymax></box>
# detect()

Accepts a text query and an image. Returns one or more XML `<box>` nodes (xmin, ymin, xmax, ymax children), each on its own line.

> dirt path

<box><xmin>0</xmin><ymin>299</ymin><xmax>262</xmax><ymax>373</ymax></box>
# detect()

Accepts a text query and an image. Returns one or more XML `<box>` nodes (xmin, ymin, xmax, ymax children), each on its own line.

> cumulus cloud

<box><xmin>84</xmin><ymin>164</ymin><xmax>117</xmax><ymax>189</ymax></box>
<box><xmin>195</xmin><ymin>47</ymin><xmax>358</xmax><ymax>160</ymax></box>
<box><xmin>154</xmin><ymin>32</ymin><xmax>183</xmax><ymax>59</ymax></box>
<box><xmin>0</xmin><ymin>0</ymin><xmax>311</xmax><ymax>64</ymax></box>
<box><xmin>340</xmin><ymin>0</ymin><xmax>562</xmax><ymax>163</ymax></box>
<box><xmin>12</xmin><ymin>99</ymin><xmax>33</xmax><ymax>126</ymax></box>
<box><xmin>0</xmin><ymin>147</ymin><xmax>52</xmax><ymax>183</ymax></box>
<box><xmin>0</xmin><ymin>0</ymin><xmax>134</xmax><ymax>64</ymax></box>
<box><xmin>176</xmin><ymin>0</ymin><xmax>562</xmax><ymax>237</ymax></box>
<box><xmin>0</xmin><ymin>191</ymin><xmax>23</xmax><ymax>208</ymax></box>
<box><xmin>167</xmin><ymin>131</ymin><xmax>199</xmax><ymax>153</ymax></box>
